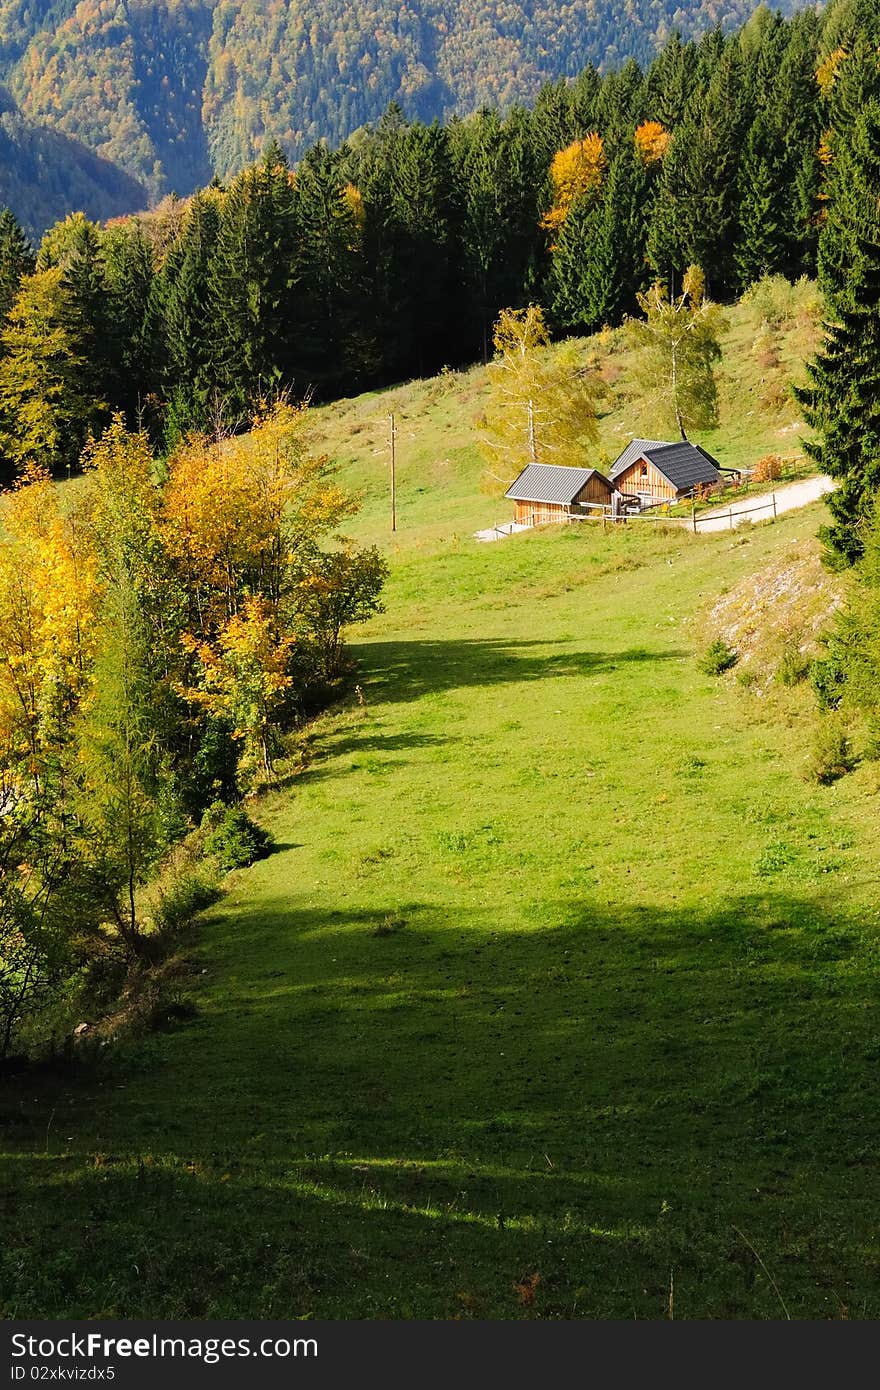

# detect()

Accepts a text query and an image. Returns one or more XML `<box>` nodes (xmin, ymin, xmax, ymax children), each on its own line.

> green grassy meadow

<box><xmin>4</xmin><ymin>490</ymin><xmax>880</xmax><ymax>1319</ymax></box>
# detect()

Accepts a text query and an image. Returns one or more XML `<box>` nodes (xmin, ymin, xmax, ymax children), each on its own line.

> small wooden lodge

<box><xmin>609</xmin><ymin>438</ymin><xmax>727</xmax><ymax>506</ymax></box>
<box><xmin>504</xmin><ymin>462</ymin><xmax>615</xmax><ymax>526</ymax></box>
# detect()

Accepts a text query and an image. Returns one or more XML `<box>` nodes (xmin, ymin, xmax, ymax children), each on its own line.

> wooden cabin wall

<box><xmin>514</xmin><ymin>500</ymin><xmax>568</xmax><ymax>525</ymax></box>
<box><xmin>575</xmin><ymin>476</ymin><xmax>613</xmax><ymax>504</ymax></box>
<box><xmin>614</xmin><ymin>458</ymin><xmax>677</xmax><ymax>501</ymax></box>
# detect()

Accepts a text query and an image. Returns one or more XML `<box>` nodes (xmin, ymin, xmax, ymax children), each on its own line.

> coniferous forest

<box><xmin>0</xmin><ymin>0</ymin><xmax>875</xmax><ymax>483</ymax></box>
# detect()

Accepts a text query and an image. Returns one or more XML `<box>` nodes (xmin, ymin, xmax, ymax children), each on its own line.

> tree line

<box><xmin>0</xmin><ymin>1</ymin><xmax>875</xmax><ymax>482</ymax></box>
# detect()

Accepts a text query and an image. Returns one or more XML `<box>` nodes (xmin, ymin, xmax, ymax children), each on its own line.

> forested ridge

<box><xmin>0</xmin><ymin>87</ymin><xmax>150</xmax><ymax>239</ymax></box>
<box><xmin>0</xmin><ymin>0</ymin><xmax>872</xmax><ymax>478</ymax></box>
<box><xmin>0</xmin><ymin>0</ymin><xmax>807</xmax><ymax>214</ymax></box>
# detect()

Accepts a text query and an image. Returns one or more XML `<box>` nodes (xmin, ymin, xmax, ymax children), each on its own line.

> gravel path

<box><xmin>691</xmin><ymin>475</ymin><xmax>834</xmax><ymax>532</ymax></box>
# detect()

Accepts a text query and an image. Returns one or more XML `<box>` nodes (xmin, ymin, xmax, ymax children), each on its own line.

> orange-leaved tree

<box><xmin>634</xmin><ymin>121</ymin><xmax>672</xmax><ymax>166</ymax></box>
<box><xmin>541</xmin><ymin>134</ymin><xmax>606</xmax><ymax>233</ymax></box>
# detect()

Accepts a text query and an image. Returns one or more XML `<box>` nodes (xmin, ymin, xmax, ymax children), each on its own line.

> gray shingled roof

<box><xmin>505</xmin><ymin>462</ymin><xmax>612</xmax><ymax>504</ymax></box>
<box><xmin>610</xmin><ymin>438</ymin><xmax>722</xmax><ymax>490</ymax></box>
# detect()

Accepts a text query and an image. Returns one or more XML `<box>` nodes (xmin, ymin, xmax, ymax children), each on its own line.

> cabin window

<box><xmin>639</xmin><ymin>462</ymin><xmax>648</xmax><ymax>478</ymax></box>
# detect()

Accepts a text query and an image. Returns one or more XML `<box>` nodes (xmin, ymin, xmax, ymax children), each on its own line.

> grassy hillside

<box><xmin>6</xmin><ymin>468</ymin><xmax>880</xmax><ymax>1316</ymax></box>
<box><xmin>311</xmin><ymin>277</ymin><xmax>821</xmax><ymax>549</ymax></box>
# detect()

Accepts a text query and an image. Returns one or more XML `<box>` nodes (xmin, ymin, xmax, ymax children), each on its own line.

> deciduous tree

<box><xmin>625</xmin><ymin>265</ymin><xmax>725</xmax><ymax>440</ymax></box>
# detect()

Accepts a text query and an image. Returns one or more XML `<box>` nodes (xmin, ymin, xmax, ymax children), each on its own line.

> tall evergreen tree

<box><xmin>549</xmin><ymin>141</ymin><xmax>645</xmax><ymax>334</ymax></box>
<box><xmin>733</xmin><ymin>116</ymin><xmax>787</xmax><ymax>290</ymax></box>
<box><xmin>0</xmin><ymin>208</ymin><xmax>35</xmax><ymax>327</ymax></box>
<box><xmin>103</xmin><ymin>219</ymin><xmax>158</xmax><ymax>425</ymax></box>
<box><xmin>288</xmin><ymin>144</ymin><xmax>371</xmax><ymax>395</ymax></box>
<box><xmin>798</xmin><ymin>101</ymin><xmax>880</xmax><ymax>565</ymax></box>
<box><xmin>450</xmin><ymin>108</ymin><xmax>543</xmax><ymax>359</ymax></box>
<box><xmin>359</xmin><ymin>113</ymin><xmax>460</xmax><ymax>380</ymax></box>
<box><xmin>646</xmin><ymin>111</ymin><xmax>723</xmax><ymax>294</ymax></box>
<box><xmin>155</xmin><ymin>191</ymin><xmax>221</xmax><ymax>438</ymax></box>
<box><xmin>208</xmin><ymin>143</ymin><xmax>296</xmax><ymax>420</ymax></box>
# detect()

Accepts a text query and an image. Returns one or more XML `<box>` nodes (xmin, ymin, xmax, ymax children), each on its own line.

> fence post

<box><xmin>691</xmin><ymin>502</ymin><xmax>697</xmax><ymax>533</ymax></box>
<box><xmin>772</xmin><ymin>492</ymin><xmax>777</xmax><ymax>520</ymax></box>
<box><xmin>728</xmin><ymin>507</ymin><xmax>734</xmax><ymax>529</ymax></box>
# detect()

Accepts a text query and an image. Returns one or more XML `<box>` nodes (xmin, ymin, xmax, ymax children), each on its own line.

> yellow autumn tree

<box><xmin>541</xmin><ymin>134</ymin><xmax>606</xmax><ymax>232</ymax></box>
<box><xmin>634</xmin><ymin>120</ymin><xmax>671</xmax><ymax>165</ymax></box>
<box><xmin>181</xmin><ymin>597</ymin><xmax>295</xmax><ymax>780</ymax></box>
<box><xmin>816</xmin><ymin>46</ymin><xmax>847</xmax><ymax>94</ymax></box>
<box><xmin>480</xmin><ymin>305</ymin><xmax>601</xmax><ymax>478</ymax></box>
<box><xmin>0</xmin><ymin>465</ymin><xmax>98</xmax><ymax>775</ymax></box>
<box><xmin>162</xmin><ymin>399</ymin><xmax>355</xmax><ymax>635</ymax></box>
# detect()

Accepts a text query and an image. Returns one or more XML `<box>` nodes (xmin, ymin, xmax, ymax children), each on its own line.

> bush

<box><xmin>752</xmin><ymin>453</ymin><xmax>783</xmax><ymax>484</ymax></box>
<box><xmin>805</xmin><ymin>717</ymin><xmax>856</xmax><ymax>785</ymax></box>
<box><xmin>202</xmin><ymin>802</ymin><xmax>273</xmax><ymax>872</ymax></box>
<box><xmin>809</xmin><ymin>655</ymin><xmax>846</xmax><ymax>710</ymax></box>
<box><xmin>149</xmin><ymin>865</ymin><xmax>221</xmax><ymax>936</ymax></box>
<box><xmin>698</xmin><ymin>639</ymin><xmax>738</xmax><ymax>675</ymax></box>
<box><xmin>776</xmin><ymin>634</ymin><xmax>810</xmax><ymax>687</ymax></box>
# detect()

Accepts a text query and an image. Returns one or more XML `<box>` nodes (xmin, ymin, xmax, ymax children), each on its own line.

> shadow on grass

<box><xmin>275</xmin><ymin>730</ymin><xmax>453</xmax><ymax>789</ymax></box>
<box><xmin>349</xmin><ymin>638</ymin><xmax>689</xmax><ymax>705</ymax></box>
<box><xmin>2</xmin><ymin>892</ymin><xmax>877</xmax><ymax>1319</ymax></box>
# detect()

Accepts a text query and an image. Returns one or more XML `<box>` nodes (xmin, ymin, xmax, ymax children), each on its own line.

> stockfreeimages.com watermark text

<box><xmin>10</xmin><ymin>1332</ymin><xmax>317</xmax><ymax>1376</ymax></box>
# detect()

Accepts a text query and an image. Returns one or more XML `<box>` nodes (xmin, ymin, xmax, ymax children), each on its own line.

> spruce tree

<box><xmin>103</xmin><ymin>220</ymin><xmax>158</xmax><ymax>425</ymax></box>
<box><xmin>155</xmin><ymin>191</ymin><xmax>221</xmax><ymax>438</ymax></box>
<box><xmin>56</xmin><ymin>217</ymin><xmax>119</xmax><ymax>417</ymax></box>
<box><xmin>451</xmin><ymin>108</ymin><xmax>542</xmax><ymax>359</ymax></box>
<box><xmin>733</xmin><ymin>116</ymin><xmax>787</xmax><ymax>291</ymax></box>
<box><xmin>643</xmin><ymin>33</ymin><xmax>699</xmax><ymax>131</ymax></box>
<box><xmin>288</xmin><ymin>145</ymin><xmax>369</xmax><ymax>395</ymax></box>
<box><xmin>0</xmin><ymin>208</ymin><xmax>34</xmax><ymax>326</ymax></box>
<box><xmin>798</xmin><ymin>101</ymin><xmax>880</xmax><ymax>565</ymax></box>
<box><xmin>208</xmin><ymin>144</ymin><xmax>296</xmax><ymax>421</ymax></box>
<box><xmin>646</xmin><ymin>111</ymin><xmax>722</xmax><ymax>294</ymax></box>
<box><xmin>549</xmin><ymin>142</ymin><xmax>645</xmax><ymax>334</ymax></box>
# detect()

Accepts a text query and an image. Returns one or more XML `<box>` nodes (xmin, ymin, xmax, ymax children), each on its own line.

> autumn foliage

<box><xmin>634</xmin><ymin>120</ymin><xmax>671</xmax><ymax>165</ymax></box>
<box><xmin>0</xmin><ymin>400</ymin><xmax>387</xmax><ymax>1055</ymax></box>
<box><xmin>541</xmin><ymin>134</ymin><xmax>606</xmax><ymax>232</ymax></box>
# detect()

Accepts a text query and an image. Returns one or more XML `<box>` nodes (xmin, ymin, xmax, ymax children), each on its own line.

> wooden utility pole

<box><xmin>389</xmin><ymin>412</ymin><xmax>397</xmax><ymax>533</ymax></box>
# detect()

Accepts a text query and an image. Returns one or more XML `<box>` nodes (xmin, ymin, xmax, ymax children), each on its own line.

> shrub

<box><xmin>752</xmin><ymin>453</ymin><xmax>783</xmax><ymax>484</ymax></box>
<box><xmin>809</xmin><ymin>655</ymin><xmax>846</xmax><ymax>710</ymax></box>
<box><xmin>805</xmin><ymin>717</ymin><xmax>856</xmax><ymax>785</ymax></box>
<box><xmin>698</xmin><ymin>639</ymin><xmax>738</xmax><ymax>675</ymax></box>
<box><xmin>202</xmin><ymin>802</ymin><xmax>273</xmax><ymax>871</ymax></box>
<box><xmin>776</xmin><ymin>634</ymin><xmax>810</xmax><ymax>687</ymax></box>
<box><xmin>149</xmin><ymin>865</ymin><xmax>221</xmax><ymax>936</ymax></box>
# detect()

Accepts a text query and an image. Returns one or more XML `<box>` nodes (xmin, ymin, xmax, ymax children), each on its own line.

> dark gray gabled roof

<box><xmin>608</xmin><ymin>438</ymin><xmax>670</xmax><ymax>479</ymax></box>
<box><xmin>505</xmin><ymin>462</ymin><xmax>613</xmax><ymax>505</ymax></box>
<box><xmin>610</xmin><ymin>438</ymin><xmax>722</xmax><ymax>490</ymax></box>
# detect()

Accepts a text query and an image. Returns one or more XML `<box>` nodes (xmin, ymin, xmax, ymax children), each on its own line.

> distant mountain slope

<box><xmin>0</xmin><ymin>0</ymin><xmax>809</xmax><ymax>205</ymax></box>
<box><xmin>0</xmin><ymin>87</ymin><xmax>149</xmax><ymax>239</ymax></box>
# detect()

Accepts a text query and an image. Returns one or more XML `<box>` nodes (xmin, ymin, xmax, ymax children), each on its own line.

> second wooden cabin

<box><xmin>608</xmin><ymin>438</ymin><xmax>726</xmax><ymax>505</ymax></box>
<box><xmin>504</xmin><ymin>462</ymin><xmax>615</xmax><ymax>525</ymax></box>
